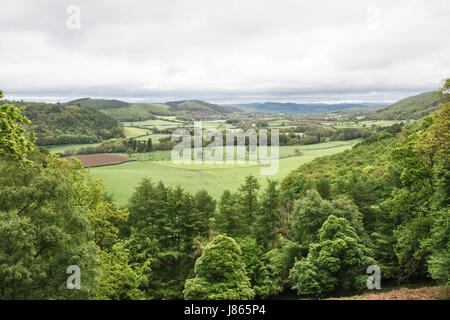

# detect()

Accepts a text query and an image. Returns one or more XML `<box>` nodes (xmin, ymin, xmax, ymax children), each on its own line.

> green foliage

<box><xmin>93</xmin><ymin>242</ymin><xmax>146</xmax><ymax>300</ymax></box>
<box><xmin>289</xmin><ymin>215</ymin><xmax>375</xmax><ymax>297</ymax></box>
<box><xmin>0</xmin><ymin>90</ymin><xmax>36</xmax><ymax>163</ymax></box>
<box><xmin>426</xmin><ymin>210</ymin><xmax>450</xmax><ymax>287</ymax></box>
<box><xmin>315</xmin><ymin>177</ymin><xmax>331</xmax><ymax>199</ymax></box>
<box><xmin>263</xmin><ymin>237</ymin><xmax>305</xmax><ymax>292</ymax></box>
<box><xmin>183</xmin><ymin>235</ymin><xmax>254</xmax><ymax>300</ymax></box>
<box><xmin>236</xmin><ymin>237</ymin><xmax>284</xmax><ymax>298</ymax></box>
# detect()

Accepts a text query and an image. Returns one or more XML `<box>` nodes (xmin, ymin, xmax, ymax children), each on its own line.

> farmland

<box><xmin>88</xmin><ymin>139</ymin><xmax>360</xmax><ymax>206</ymax></box>
<box><xmin>45</xmin><ymin>111</ymin><xmax>404</xmax><ymax>206</ymax></box>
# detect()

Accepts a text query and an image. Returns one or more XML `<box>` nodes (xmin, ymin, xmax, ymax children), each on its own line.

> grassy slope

<box><xmin>124</xmin><ymin>127</ymin><xmax>150</xmax><ymax>138</ymax></box>
<box><xmin>89</xmin><ymin>140</ymin><xmax>359</xmax><ymax>206</ymax></box>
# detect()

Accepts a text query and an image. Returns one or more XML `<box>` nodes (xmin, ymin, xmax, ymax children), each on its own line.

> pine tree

<box><xmin>215</xmin><ymin>190</ymin><xmax>244</xmax><ymax>237</ymax></box>
<box><xmin>238</xmin><ymin>175</ymin><xmax>260</xmax><ymax>233</ymax></box>
<box><xmin>252</xmin><ymin>179</ymin><xmax>280</xmax><ymax>248</ymax></box>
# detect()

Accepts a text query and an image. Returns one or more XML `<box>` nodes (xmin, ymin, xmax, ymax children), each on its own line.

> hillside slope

<box><xmin>367</xmin><ymin>92</ymin><xmax>442</xmax><ymax>120</ymax></box>
<box><xmin>4</xmin><ymin>101</ymin><xmax>125</xmax><ymax>146</ymax></box>
<box><xmin>282</xmin><ymin>135</ymin><xmax>397</xmax><ymax>187</ymax></box>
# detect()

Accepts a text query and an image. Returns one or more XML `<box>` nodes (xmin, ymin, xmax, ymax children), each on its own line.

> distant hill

<box><xmin>365</xmin><ymin>92</ymin><xmax>442</xmax><ymax>120</ymax></box>
<box><xmin>166</xmin><ymin>100</ymin><xmax>242</xmax><ymax>115</ymax></box>
<box><xmin>3</xmin><ymin>100</ymin><xmax>125</xmax><ymax>146</ymax></box>
<box><xmin>231</xmin><ymin>102</ymin><xmax>383</xmax><ymax>114</ymax></box>
<box><xmin>67</xmin><ymin>98</ymin><xmax>129</xmax><ymax>110</ymax></box>
<box><xmin>67</xmin><ymin>98</ymin><xmax>243</xmax><ymax>121</ymax></box>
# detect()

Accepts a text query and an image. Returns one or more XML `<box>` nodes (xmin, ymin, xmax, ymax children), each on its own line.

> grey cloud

<box><xmin>0</xmin><ymin>0</ymin><xmax>449</xmax><ymax>103</ymax></box>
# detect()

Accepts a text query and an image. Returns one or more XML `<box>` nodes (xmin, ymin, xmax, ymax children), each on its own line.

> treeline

<box><xmin>60</xmin><ymin>137</ymin><xmax>180</xmax><ymax>157</ymax></box>
<box><xmin>0</xmin><ymin>100</ymin><xmax>125</xmax><ymax>145</ymax></box>
<box><xmin>278</xmin><ymin>125</ymin><xmax>395</xmax><ymax>146</ymax></box>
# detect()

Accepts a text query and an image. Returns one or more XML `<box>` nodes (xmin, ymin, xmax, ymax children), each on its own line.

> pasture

<box><xmin>89</xmin><ymin>139</ymin><xmax>360</xmax><ymax>206</ymax></box>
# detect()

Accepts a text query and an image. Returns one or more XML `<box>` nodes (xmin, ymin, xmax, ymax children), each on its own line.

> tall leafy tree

<box><xmin>290</xmin><ymin>189</ymin><xmax>366</xmax><ymax>248</ymax></box>
<box><xmin>0</xmin><ymin>155</ymin><xmax>99</xmax><ymax>299</ymax></box>
<box><xmin>289</xmin><ymin>215</ymin><xmax>375</xmax><ymax>297</ymax></box>
<box><xmin>183</xmin><ymin>235</ymin><xmax>254</xmax><ymax>300</ymax></box>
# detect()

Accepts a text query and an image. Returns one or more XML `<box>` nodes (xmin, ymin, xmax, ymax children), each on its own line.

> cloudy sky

<box><xmin>0</xmin><ymin>0</ymin><xmax>449</xmax><ymax>104</ymax></box>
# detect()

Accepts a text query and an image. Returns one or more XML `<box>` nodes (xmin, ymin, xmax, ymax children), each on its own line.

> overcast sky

<box><xmin>0</xmin><ymin>0</ymin><xmax>449</xmax><ymax>104</ymax></box>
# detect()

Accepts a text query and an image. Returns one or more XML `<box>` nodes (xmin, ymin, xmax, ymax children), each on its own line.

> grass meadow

<box><xmin>89</xmin><ymin>139</ymin><xmax>360</xmax><ymax>206</ymax></box>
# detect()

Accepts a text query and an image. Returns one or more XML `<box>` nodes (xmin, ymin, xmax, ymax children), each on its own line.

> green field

<box><xmin>135</xmin><ymin>133</ymin><xmax>171</xmax><ymax>143</ymax></box>
<box><xmin>124</xmin><ymin>127</ymin><xmax>150</xmax><ymax>138</ymax></box>
<box><xmin>89</xmin><ymin>140</ymin><xmax>360</xmax><ymax>206</ymax></box>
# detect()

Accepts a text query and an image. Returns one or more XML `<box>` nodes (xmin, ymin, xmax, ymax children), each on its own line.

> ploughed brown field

<box><xmin>64</xmin><ymin>154</ymin><xmax>134</xmax><ymax>168</ymax></box>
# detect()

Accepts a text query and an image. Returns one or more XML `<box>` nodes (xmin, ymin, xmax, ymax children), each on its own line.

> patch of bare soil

<box><xmin>64</xmin><ymin>154</ymin><xmax>134</xmax><ymax>167</ymax></box>
<box><xmin>328</xmin><ymin>286</ymin><xmax>447</xmax><ymax>300</ymax></box>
